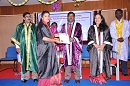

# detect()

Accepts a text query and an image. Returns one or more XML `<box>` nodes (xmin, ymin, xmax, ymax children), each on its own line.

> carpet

<box><xmin>0</xmin><ymin>68</ymin><xmax>130</xmax><ymax>80</ymax></box>
<box><xmin>0</xmin><ymin>79</ymin><xmax>130</xmax><ymax>86</ymax></box>
<box><xmin>0</xmin><ymin>68</ymin><xmax>130</xmax><ymax>86</ymax></box>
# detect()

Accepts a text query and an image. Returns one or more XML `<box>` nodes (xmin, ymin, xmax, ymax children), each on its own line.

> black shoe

<box><xmin>21</xmin><ymin>79</ymin><xmax>28</xmax><ymax>83</ymax></box>
<box><xmin>106</xmin><ymin>77</ymin><xmax>111</xmax><ymax>80</ymax></box>
<box><xmin>75</xmin><ymin>80</ymin><xmax>80</xmax><ymax>83</ymax></box>
<box><xmin>64</xmin><ymin>79</ymin><xmax>70</xmax><ymax>83</ymax></box>
<box><xmin>33</xmin><ymin>79</ymin><xmax>38</xmax><ymax>82</ymax></box>
<box><xmin>112</xmin><ymin>73</ymin><xmax>116</xmax><ymax>76</ymax></box>
<box><xmin>123</xmin><ymin>74</ymin><xmax>129</xmax><ymax>76</ymax></box>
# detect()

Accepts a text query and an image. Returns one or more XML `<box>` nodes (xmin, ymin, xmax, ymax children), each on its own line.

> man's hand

<box><xmin>128</xmin><ymin>37</ymin><xmax>130</xmax><ymax>43</ymax></box>
<box><xmin>16</xmin><ymin>48</ymin><xmax>20</xmax><ymax>53</ymax></box>
<box><xmin>117</xmin><ymin>37</ymin><xmax>124</xmax><ymax>42</ymax></box>
<box><xmin>69</xmin><ymin>38</ymin><xmax>74</xmax><ymax>42</ymax></box>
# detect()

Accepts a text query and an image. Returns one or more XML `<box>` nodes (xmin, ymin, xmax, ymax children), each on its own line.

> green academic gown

<box><xmin>11</xmin><ymin>22</ymin><xmax>38</xmax><ymax>74</ymax></box>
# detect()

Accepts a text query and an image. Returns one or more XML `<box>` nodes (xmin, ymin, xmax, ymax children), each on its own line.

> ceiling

<box><xmin>0</xmin><ymin>0</ymin><xmax>74</xmax><ymax>6</ymax></box>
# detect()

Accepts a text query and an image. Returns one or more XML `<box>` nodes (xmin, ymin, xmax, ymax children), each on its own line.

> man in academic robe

<box><xmin>11</xmin><ymin>12</ymin><xmax>38</xmax><ymax>82</ymax></box>
<box><xmin>110</xmin><ymin>9</ymin><xmax>130</xmax><ymax>76</ymax></box>
<box><xmin>60</xmin><ymin>12</ymin><xmax>83</xmax><ymax>83</ymax></box>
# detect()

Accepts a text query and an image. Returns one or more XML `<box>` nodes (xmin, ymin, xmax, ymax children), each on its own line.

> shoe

<box><xmin>33</xmin><ymin>79</ymin><xmax>38</xmax><ymax>82</ymax></box>
<box><xmin>106</xmin><ymin>77</ymin><xmax>111</xmax><ymax>80</ymax></box>
<box><xmin>60</xmin><ymin>83</ymin><xmax>63</xmax><ymax>86</ymax></box>
<box><xmin>64</xmin><ymin>79</ymin><xmax>70</xmax><ymax>83</ymax></box>
<box><xmin>112</xmin><ymin>73</ymin><xmax>116</xmax><ymax>76</ymax></box>
<box><xmin>21</xmin><ymin>79</ymin><xmax>28</xmax><ymax>83</ymax></box>
<box><xmin>75</xmin><ymin>80</ymin><xmax>80</xmax><ymax>83</ymax></box>
<box><xmin>123</xmin><ymin>74</ymin><xmax>129</xmax><ymax>76</ymax></box>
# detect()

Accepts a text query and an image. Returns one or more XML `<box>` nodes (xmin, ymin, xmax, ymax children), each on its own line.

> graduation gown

<box><xmin>60</xmin><ymin>22</ymin><xmax>83</xmax><ymax>68</ymax></box>
<box><xmin>11</xmin><ymin>22</ymin><xmax>38</xmax><ymax>74</ymax></box>
<box><xmin>87</xmin><ymin>25</ymin><xmax>112</xmax><ymax>79</ymax></box>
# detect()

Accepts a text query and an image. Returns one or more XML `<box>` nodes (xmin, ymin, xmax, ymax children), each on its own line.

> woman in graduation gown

<box><xmin>87</xmin><ymin>13</ymin><xmax>112</xmax><ymax>83</ymax></box>
<box><xmin>36</xmin><ymin>10</ymin><xmax>62</xmax><ymax>86</ymax></box>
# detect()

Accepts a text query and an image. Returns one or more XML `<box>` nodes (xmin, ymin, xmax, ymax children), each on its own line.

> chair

<box><xmin>0</xmin><ymin>46</ymin><xmax>18</xmax><ymax>72</ymax></box>
<box><xmin>59</xmin><ymin>57</ymin><xmax>64</xmax><ymax>72</ymax></box>
<box><xmin>110</xmin><ymin>51</ymin><xmax>120</xmax><ymax>80</ymax></box>
<box><xmin>81</xmin><ymin>45</ymin><xmax>90</xmax><ymax>67</ymax></box>
<box><xmin>58</xmin><ymin>50</ymin><xmax>64</xmax><ymax>72</ymax></box>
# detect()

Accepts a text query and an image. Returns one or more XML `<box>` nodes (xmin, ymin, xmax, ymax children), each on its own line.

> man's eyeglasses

<box><xmin>25</xmin><ymin>16</ymin><xmax>31</xmax><ymax>18</ymax></box>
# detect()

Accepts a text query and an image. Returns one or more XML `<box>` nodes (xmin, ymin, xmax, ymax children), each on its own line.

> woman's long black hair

<box><xmin>37</xmin><ymin>10</ymin><xmax>50</xmax><ymax>29</ymax></box>
<box><xmin>93</xmin><ymin>13</ymin><xmax>109</xmax><ymax>31</ymax></box>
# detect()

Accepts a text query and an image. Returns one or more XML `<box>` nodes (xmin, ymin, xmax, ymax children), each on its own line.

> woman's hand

<box><xmin>54</xmin><ymin>39</ymin><xmax>61</xmax><ymax>44</ymax></box>
<box><xmin>93</xmin><ymin>43</ymin><xmax>99</xmax><ymax>49</ymax></box>
<box><xmin>99</xmin><ymin>44</ymin><xmax>106</xmax><ymax>51</ymax></box>
<box><xmin>43</xmin><ymin>37</ymin><xmax>61</xmax><ymax>43</ymax></box>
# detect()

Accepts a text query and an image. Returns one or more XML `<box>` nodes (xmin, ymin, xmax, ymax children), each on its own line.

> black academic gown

<box><xmin>87</xmin><ymin>25</ymin><xmax>112</xmax><ymax>79</ymax></box>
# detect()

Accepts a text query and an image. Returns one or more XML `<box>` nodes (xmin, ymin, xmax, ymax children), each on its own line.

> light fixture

<box><xmin>73</xmin><ymin>0</ymin><xmax>86</xmax><ymax>10</ymax></box>
<box><xmin>8</xmin><ymin>0</ymin><xmax>28</xmax><ymax>6</ymax></box>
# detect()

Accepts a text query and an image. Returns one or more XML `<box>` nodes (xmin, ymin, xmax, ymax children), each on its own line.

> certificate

<box><xmin>59</xmin><ymin>33</ymin><xmax>70</xmax><ymax>44</ymax></box>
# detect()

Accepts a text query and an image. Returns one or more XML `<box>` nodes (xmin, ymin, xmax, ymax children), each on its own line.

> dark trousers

<box><xmin>121</xmin><ymin>60</ymin><xmax>128</xmax><ymax>74</ymax></box>
<box><xmin>113</xmin><ymin>60</ymin><xmax>128</xmax><ymax>74</ymax></box>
